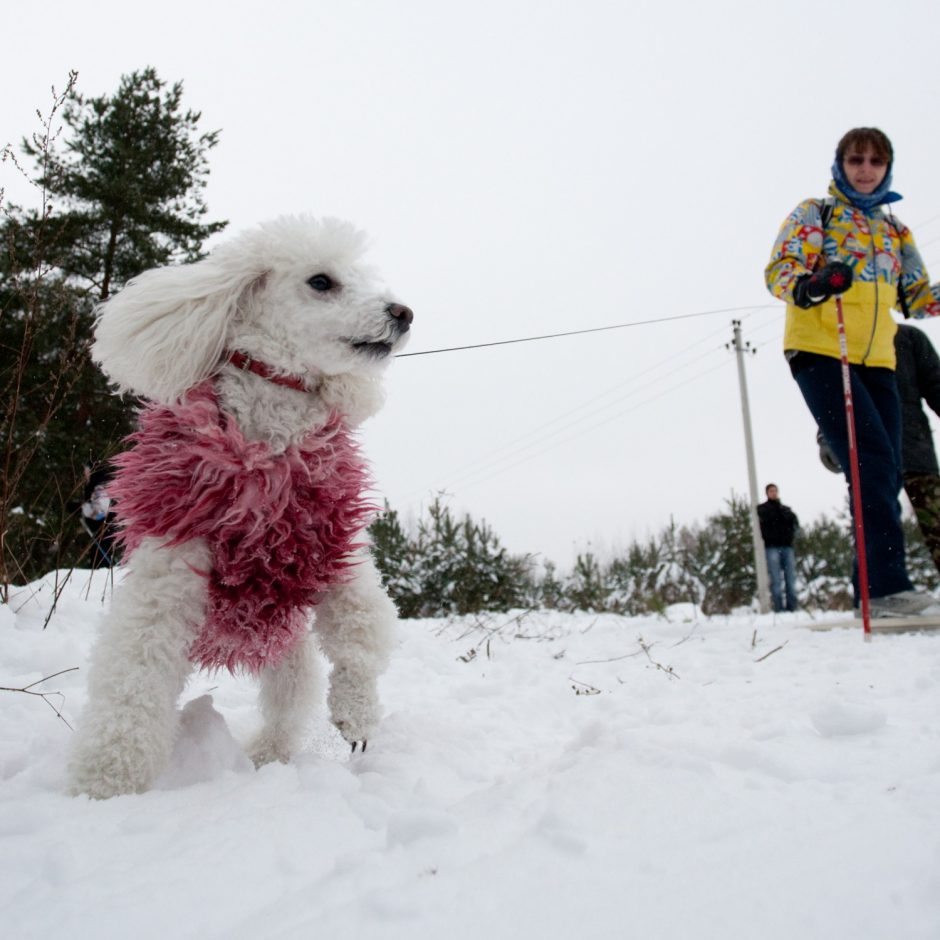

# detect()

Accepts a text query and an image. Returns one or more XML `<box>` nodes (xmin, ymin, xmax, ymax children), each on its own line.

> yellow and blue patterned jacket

<box><xmin>765</xmin><ymin>182</ymin><xmax>940</xmax><ymax>369</ymax></box>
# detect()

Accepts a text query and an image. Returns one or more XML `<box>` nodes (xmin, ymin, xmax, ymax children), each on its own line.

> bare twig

<box><xmin>1</xmin><ymin>666</ymin><xmax>79</xmax><ymax>729</ymax></box>
<box><xmin>669</xmin><ymin>621</ymin><xmax>701</xmax><ymax>647</ymax></box>
<box><xmin>579</xmin><ymin>616</ymin><xmax>599</xmax><ymax>634</ymax></box>
<box><xmin>440</xmin><ymin>607</ymin><xmax>553</xmax><ymax>648</ymax></box>
<box><xmin>755</xmin><ymin>641</ymin><xmax>789</xmax><ymax>663</ymax></box>
<box><xmin>569</xmin><ymin>677</ymin><xmax>601</xmax><ymax>696</ymax></box>
<box><xmin>575</xmin><ymin>650</ymin><xmax>644</xmax><ymax>665</ymax></box>
<box><xmin>576</xmin><ymin>620</ymin><xmax>700</xmax><ymax>667</ymax></box>
<box><xmin>637</xmin><ymin>635</ymin><xmax>679</xmax><ymax>680</ymax></box>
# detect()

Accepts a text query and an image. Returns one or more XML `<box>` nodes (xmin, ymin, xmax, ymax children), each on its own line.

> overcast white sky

<box><xmin>4</xmin><ymin>0</ymin><xmax>940</xmax><ymax>568</ymax></box>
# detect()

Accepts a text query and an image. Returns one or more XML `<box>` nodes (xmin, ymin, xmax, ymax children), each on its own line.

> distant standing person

<box><xmin>758</xmin><ymin>484</ymin><xmax>799</xmax><ymax>612</ymax></box>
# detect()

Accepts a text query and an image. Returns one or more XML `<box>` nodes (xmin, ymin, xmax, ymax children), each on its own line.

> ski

<box><xmin>808</xmin><ymin>616</ymin><xmax>940</xmax><ymax>634</ymax></box>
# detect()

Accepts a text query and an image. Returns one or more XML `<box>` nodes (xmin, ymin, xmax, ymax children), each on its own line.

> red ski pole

<box><xmin>834</xmin><ymin>294</ymin><xmax>872</xmax><ymax>639</ymax></box>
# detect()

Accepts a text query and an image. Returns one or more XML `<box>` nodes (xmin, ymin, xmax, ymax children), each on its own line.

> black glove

<box><xmin>792</xmin><ymin>262</ymin><xmax>854</xmax><ymax>308</ymax></box>
<box><xmin>816</xmin><ymin>430</ymin><xmax>842</xmax><ymax>474</ymax></box>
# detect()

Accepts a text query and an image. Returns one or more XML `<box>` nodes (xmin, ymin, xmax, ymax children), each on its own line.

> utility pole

<box><xmin>728</xmin><ymin>320</ymin><xmax>771</xmax><ymax>613</ymax></box>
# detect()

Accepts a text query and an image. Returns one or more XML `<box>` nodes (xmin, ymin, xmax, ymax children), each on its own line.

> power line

<box><xmin>416</xmin><ymin>356</ymin><xmax>734</xmax><ymax>499</ymax></box>
<box><xmin>396</xmin><ymin>305</ymin><xmax>782</xmax><ymax>499</ymax></box>
<box><xmin>911</xmin><ymin>211</ymin><xmax>940</xmax><ymax>230</ymax></box>
<box><xmin>400</xmin><ymin>318</ymin><xmax>740</xmax><ymax>498</ymax></box>
<box><xmin>396</xmin><ymin>291</ymin><xmax>940</xmax><ymax>501</ymax></box>
<box><xmin>399</xmin><ymin>323</ymin><xmax>742</xmax><ymax>501</ymax></box>
<box><xmin>916</xmin><ymin>232</ymin><xmax>940</xmax><ymax>250</ymax></box>
<box><xmin>391</xmin><ymin>286</ymin><xmax>933</xmax><ymax>501</ymax></box>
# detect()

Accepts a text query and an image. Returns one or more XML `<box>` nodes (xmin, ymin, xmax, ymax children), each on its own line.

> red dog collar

<box><xmin>226</xmin><ymin>351</ymin><xmax>313</xmax><ymax>393</ymax></box>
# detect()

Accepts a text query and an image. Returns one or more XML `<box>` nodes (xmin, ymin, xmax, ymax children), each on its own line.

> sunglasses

<box><xmin>845</xmin><ymin>154</ymin><xmax>888</xmax><ymax>168</ymax></box>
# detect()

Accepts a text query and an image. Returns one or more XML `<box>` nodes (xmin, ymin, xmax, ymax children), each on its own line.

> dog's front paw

<box><xmin>69</xmin><ymin>764</ymin><xmax>144</xmax><ymax>800</ymax></box>
<box><xmin>328</xmin><ymin>667</ymin><xmax>381</xmax><ymax>745</ymax></box>
<box><xmin>68</xmin><ymin>737</ymin><xmax>161</xmax><ymax>799</ymax></box>
<box><xmin>246</xmin><ymin>731</ymin><xmax>294</xmax><ymax>768</ymax></box>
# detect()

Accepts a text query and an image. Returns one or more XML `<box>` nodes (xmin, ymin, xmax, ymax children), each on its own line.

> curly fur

<box><xmin>69</xmin><ymin>214</ymin><xmax>411</xmax><ymax>799</ymax></box>
<box><xmin>112</xmin><ymin>381</ymin><xmax>376</xmax><ymax>673</ymax></box>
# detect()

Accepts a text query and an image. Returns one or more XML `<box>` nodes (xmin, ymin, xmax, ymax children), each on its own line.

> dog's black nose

<box><xmin>386</xmin><ymin>303</ymin><xmax>414</xmax><ymax>329</ymax></box>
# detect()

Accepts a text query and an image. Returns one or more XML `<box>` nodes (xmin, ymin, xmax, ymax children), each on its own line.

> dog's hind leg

<box><xmin>248</xmin><ymin>630</ymin><xmax>323</xmax><ymax>767</ymax></box>
<box><xmin>313</xmin><ymin>553</ymin><xmax>398</xmax><ymax>748</ymax></box>
<box><xmin>68</xmin><ymin>538</ymin><xmax>209</xmax><ymax>799</ymax></box>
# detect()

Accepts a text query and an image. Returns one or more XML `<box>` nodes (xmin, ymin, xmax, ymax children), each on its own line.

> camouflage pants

<box><xmin>903</xmin><ymin>473</ymin><xmax>940</xmax><ymax>577</ymax></box>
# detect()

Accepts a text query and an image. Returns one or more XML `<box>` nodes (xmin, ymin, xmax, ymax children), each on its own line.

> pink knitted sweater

<box><xmin>110</xmin><ymin>381</ymin><xmax>375</xmax><ymax>673</ymax></box>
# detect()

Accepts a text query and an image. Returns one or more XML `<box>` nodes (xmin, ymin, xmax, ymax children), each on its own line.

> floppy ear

<box><xmin>91</xmin><ymin>258</ymin><xmax>264</xmax><ymax>403</ymax></box>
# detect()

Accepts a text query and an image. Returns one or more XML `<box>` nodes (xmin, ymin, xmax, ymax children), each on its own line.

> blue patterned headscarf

<box><xmin>831</xmin><ymin>156</ymin><xmax>902</xmax><ymax>212</ymax></box>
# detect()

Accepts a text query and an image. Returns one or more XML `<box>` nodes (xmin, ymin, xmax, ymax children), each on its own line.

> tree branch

<box><xmin>1</xmin><ymin>666</ymin><xmax>79</xmax><ymax>729</ymax></box>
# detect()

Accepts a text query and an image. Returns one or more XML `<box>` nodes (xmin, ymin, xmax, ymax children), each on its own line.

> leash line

<box><xmin>394</xmin><ymin>304</ymin><xmax>775</xmax><ymax>358</ymax></box>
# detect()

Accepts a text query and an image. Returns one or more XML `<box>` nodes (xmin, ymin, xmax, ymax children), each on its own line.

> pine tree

<box><xmin>369</xmin><ymin>504</ymin><xmax>423</xmax><ymax>618</ymax></box>
<box><xmin>565</xmin><ymin>551</ymin><xmax>609</xmax><ymax>612</ymax></box>
<box><xmin>606</xmin><ymin>537</ymin><xmax>674</xmax><ymax>615</ymax></box>
<box><xmin>27</xmin><ymin>67</ymin><xmax>226</xmax><ymax>299</ymax></box>
<box><xmin>369</xmin><ymin>497</ymin><xmax>534</xmax><ymax>617</ymax></box>
<box><xmin>683</xmin><ymin>493</ymin><xmax>756</xmax><ymax>614</ymax></box>
<box><xmin>536</xmin><ymin>560</ymin><xmax>565</xmax><ymax>610</ymax></box>
<box><xmin>657</xmin><ymin>518</ymin><xmax>702</xmax><ymax>609</ymax></box>
<box><xmin>1</xmin><ymin>69</ymin><xmax>226</xmax><ymax>586</ymax></box>
<box><xmin>795</xmin><ymin>513</ymin><xmax>854</xmax><ymax>610</ymax></box>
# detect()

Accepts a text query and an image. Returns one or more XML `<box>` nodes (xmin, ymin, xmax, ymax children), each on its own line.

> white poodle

<box><xmin>69</xmin><ymin>215</ymin><xmax>412</xmax><ymax>799</ymax></box>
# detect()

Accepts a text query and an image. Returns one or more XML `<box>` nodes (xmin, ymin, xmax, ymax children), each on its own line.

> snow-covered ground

<box><xmin>2</xmin><ymin>568</ymin><xmax>939</xmax><ymax>939</ymax></box>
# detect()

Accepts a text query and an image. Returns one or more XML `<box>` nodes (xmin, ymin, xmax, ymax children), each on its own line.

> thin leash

<box><xmin>395</xmin><ymin>305</ymin><xmax>774</xmax><ymax>358</ymax></box>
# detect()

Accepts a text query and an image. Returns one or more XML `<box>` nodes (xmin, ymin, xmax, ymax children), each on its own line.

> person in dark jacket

<box><xmin>819</xmin><ymin>323</ymin><xmax>940</xmax><ymax>576</ymax></box>
<box><xmin>758</xmin><ymin>483</ymin><xmax>799</xmax><ymax>612</ymax></box>
<box><xmin>894</xmin><ymin>323</ymin><xmax>940</xmax><ymax>575</ymax></box>
<box><xmin>78</xmin><ymin>463</ymin><xmax>118</xmax><ymax>568</ymax></box>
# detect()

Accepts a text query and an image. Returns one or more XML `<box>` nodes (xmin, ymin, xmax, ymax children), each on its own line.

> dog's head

<box><xmin>92</xmin><ymin>215</ymin><xmax>412</xmax><ymax>404</ymax></box>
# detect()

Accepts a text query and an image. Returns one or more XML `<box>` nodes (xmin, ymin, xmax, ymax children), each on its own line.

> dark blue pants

<box><xmin>765</xmin><ymin>545</ymin><xmax>798</xmax><ymax>611</ymax></box>
<box><xmin>791</xmin><ymin>352</ymin><xmax>912</xmax><ymax>601</ymax></box>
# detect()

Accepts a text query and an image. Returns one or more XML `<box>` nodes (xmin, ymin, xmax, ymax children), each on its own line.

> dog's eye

<box><xmin>307</xmin><ymin>273</ymin><xmax>335</xmax><ymax>292</ymax></box>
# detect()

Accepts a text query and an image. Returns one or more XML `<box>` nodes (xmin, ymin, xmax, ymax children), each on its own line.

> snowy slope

<box><xmin>2</xmin><ymin>569</ymin><xmax>940</xmax><ymax>939</ymax></box>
